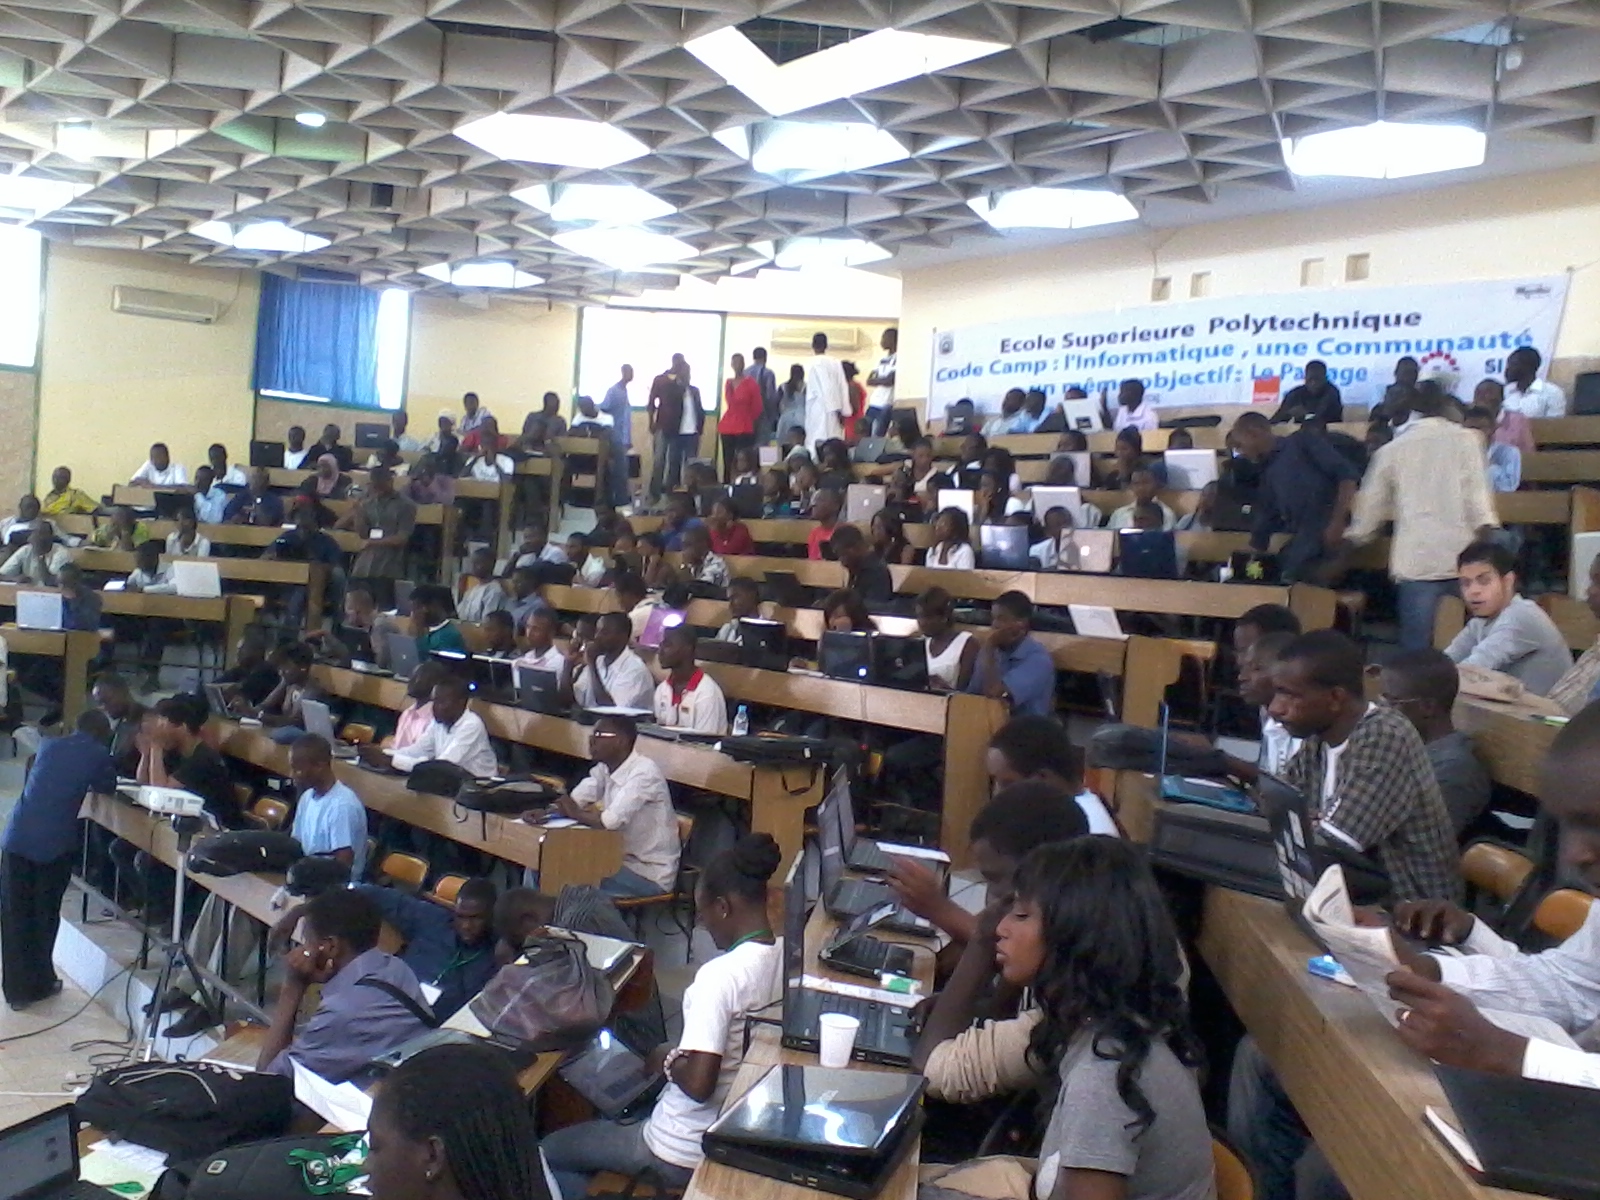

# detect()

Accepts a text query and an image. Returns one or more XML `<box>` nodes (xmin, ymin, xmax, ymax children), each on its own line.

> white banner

<box><xmin>928</xmin><ymin>275</ymin><xmax>1570</xmax><ymax>421</ymax></box>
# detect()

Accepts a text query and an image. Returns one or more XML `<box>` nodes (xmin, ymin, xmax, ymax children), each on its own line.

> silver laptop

<box><xmin>172</xmin><ymin>560</ymin><xmax>222</xmax><ymax>599</ymax></box>
<box><xmin>1058</xmin><ymin>529</ymin><xmax>1115</xmax><ymax>574</ymax></box>
<box><xmin>387</xmin><ymin>631</ymin><xmax>420</xmax><ymax>680</ymax></box>
<box><xmin>16</xmin><ymin>590</ymin><xmax>62</xmax><ymax>631</ymax></box>
<box><xmin>845</xmin><ymin>483</ymin><xmax>887</xmax><ymax>525</ymax></box>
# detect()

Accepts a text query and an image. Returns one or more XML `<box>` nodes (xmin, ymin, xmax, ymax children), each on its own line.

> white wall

<box><xmin>897</xmin><ymin>162</ymin><xmax>1600</xmax><ymax>403</ymax></box>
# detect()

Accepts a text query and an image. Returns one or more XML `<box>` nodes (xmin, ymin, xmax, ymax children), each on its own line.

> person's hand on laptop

<box><xmin>1387</xmin><ymin>969</ymin><xmax>1526</xmax><ymax>1075</ymax></box>
<box><xmin>887</xmin><ymin>856</ymin><xmax>974</xmax><ymax>946</ymax></box>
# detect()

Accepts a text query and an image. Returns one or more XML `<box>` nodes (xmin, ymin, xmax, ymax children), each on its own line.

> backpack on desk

<box><xmin>77</xmin><ymin>1062</ymin><xmax>293</xmax><ymax>1160</ymax></box>
<box><xmin>154</xmin><ymin>1133</ymin><xmax>366</xmax><ymax>1200</ymax></box>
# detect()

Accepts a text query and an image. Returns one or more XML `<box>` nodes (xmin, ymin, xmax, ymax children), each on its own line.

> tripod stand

<box><xmin>137</xmin><ymin>814</ymin><xmax>213</xmax><ymax>1061</ymax></box>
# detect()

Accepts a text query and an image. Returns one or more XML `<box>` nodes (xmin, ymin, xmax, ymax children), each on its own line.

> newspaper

<box><xmin>1300</xmin><ymin>865</ymin><xmax>1580</xmax><ymax>1048</ymax></box>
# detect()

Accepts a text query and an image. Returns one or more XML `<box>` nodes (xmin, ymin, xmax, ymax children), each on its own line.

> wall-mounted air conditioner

<box><xmin>111</xmin><ymin>285</ymin><xmax>223</xmax><ymax>324</ymax></box>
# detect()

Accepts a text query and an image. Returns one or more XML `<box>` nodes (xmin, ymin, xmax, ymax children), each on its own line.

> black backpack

<box><xmin>77</xmin><ymin>1063</ymin><xmax>294</xmax><ymax>1160</ymax></box>
<box><xmin>154</xmin><ymin>1133</ymin><xmax>367</xmax><ymax>1200</ymax></box>
<box><xmin>404</xmin><ymin>759</ymin><xmax>475</xmax><ymax>797</ymax></box>
<box><xmin>187</xmin><ymin>832</ymin><xmax>304</xmax><ymax>877</ymax></box>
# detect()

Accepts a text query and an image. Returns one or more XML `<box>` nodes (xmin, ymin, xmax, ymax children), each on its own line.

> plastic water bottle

<box><xmin>732</xmin><ymin>704</ymin><xmax>749</xmax><ymax>737</ymax></box>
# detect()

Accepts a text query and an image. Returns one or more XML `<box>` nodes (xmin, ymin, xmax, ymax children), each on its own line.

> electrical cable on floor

<box><xmin>0</xmin><ymin>964</ymin><xmax>134</xmax><ymax>1046</ymax></box>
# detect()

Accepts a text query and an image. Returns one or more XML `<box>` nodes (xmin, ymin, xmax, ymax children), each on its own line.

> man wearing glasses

<box><xmin>553</xmin><ymin>715</ymin><xmax>681</xmax><ymax>899</ymax></box>
<box><xmin>1377</xmin><ymin>648</ymin><xmax>1491</xmax><ymax>838</ymax></box>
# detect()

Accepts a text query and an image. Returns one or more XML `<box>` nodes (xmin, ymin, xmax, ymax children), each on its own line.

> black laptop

<box><xmin>820</xmin><ymin>631</ymin><xmax>872</xmax><ymax>682</ymax></box>
<box><xmin>869</xmin><ymin>633</ymin><xmax>928</xmax><ymax>692</ymax></box>
<box><xmin>763</xmin><ymin>571</ymin><xmax>809</xmax><ymax>608</ymax></box>
<box><xmin>355</xmin><ymin>422</ymin><xmax>390</xmax><ymax>450</ymax></box>
<box><xmin>515</xmin><ymin>665</ymin><xmax>563</xmax><ymax>715</ymax></box>
<box><xmin>826</xmin><ymin>768</ymin><xmax>950</xmax><ymax>879</ymax></box>
<box><xmin>0</xmin><ymin>1104</ymin><xmax>122</xmax><ymax>1200</ymax></box>
<box><xmin>249</xmin><ymin>440</ymin><xmax>285</xmax><ymax>469</ymax></box>
<box><xmin>817</xmin><ymin>900</ymin><xmax>915</xmax><ymax>981</ymax></box>
<box><xmin>1432</xmin><ymin>1065</ymin><xmax>1600</xmax><ymax>1200</ymax></box>
<box><xmin>153</xmin><ymin>490</ymin><xmax>192</xmax><ymax>520</ymax></box>
<box><xmin>978</xmin><ymin>525</ymin><xmax>1031</xmax><ymax>571</ymax></box>
<box><xmin>816</xmin><ymin>778</ymin><xmax>934</xmax><ymax>936</ymax></box>
<box><xmin>1117</xmin><ymin>529</ymin><xmax>1179</xmax><ymax>579</ymax></box>
<box><xmin>778</xmin><ymin>852</ymin><xmax>917</xmax><ymax>1067</ymax></box>
<box><xmin>738</xmin><ymin>618</ymin><xmax>789</xmax><ymax>670</ymax></box>
<box><xmin>730</xmin><ymin>483</ymin><xmax>763</xmax><ymax>520</ymax></box>
<box><xmin>703</xmin><ymin>1064</ymin><xmax>924</xmax><ymax>1199</ymax></box>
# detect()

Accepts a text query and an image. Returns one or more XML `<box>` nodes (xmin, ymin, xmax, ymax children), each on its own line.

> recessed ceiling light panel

<box><xmin>457</xmin><ymin>113</ymin><xmax>650</xmax><ymax>169</ymax></box>
<box><xmin>295</xmin><ymin>111</ymin><xmax>328</xmax><ymax>128</ymax></box>
<box><xmin>968</xmin><ymin>187</ymin><xmax>1138</xmax><ymax>231</ymax></box>
<box><xmin>687</xmin><ymin>26</ymin><xmax>1005</xmax><ymax>116</ymax></box>
<box><xmin>553</xmin><ymin>225</ymin><xmax>696</xmax><ymax>271</ymax></box>
<box><xmin>751</xmin><ymin>120</ymin><xmax>907</xmax><ymax>181</ymax></box>
<box><xmin>419</xmin><ymin>261</ymin><xmax>543</xmax><ymax>288</ymax></box>
<box><xmin>773</xmin><ymin>236</ymin><xmax>890</xmax><ymax>270</ymax></box>
<box><xmin>194</xmin><ymin>219</ymin><xmax>330</xmax><ymax>253</ymax></box>
<box><xmin>513</xmin><ymin>182</ymin><xmax>674</xmax><ymax>224</ymax></box>
<box><xmin>1281</xmin><ymin>121</ymin><xmax>1486</xmax><ymax>180</ymax></box>
<box><xmin>0</xmin><ymin>173</ymin><xmax>85</xmax><ymax>217</ymax></box>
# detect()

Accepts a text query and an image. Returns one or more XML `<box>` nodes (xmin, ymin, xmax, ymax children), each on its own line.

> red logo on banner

<box><xmin>1252</xmin><ymin>376</ymin><xmax>1280</xmax><ymax>405</ymax></box>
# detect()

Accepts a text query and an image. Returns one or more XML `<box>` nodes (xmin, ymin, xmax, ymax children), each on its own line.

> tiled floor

<box><xmin>0</xmin><ymin>978</ymin><xmax>134</xmax><ymax>1126</ymax></box>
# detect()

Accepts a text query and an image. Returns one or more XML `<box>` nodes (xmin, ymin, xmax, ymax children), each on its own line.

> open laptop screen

<box><xmin>1</xmin><ymin>1105</ymin><xmax>78</xmax><ymax>1200</ymax></box>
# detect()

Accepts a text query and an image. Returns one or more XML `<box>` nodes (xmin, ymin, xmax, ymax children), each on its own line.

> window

<box><xmin>0</xmin><ymin>226</ymin><xmax>44</xmax><ymax>369</ymax></box>
<box><xmin>252</xmin><ymin>274</ymin><xmax>410</xmax><ymax>410</ymax></box>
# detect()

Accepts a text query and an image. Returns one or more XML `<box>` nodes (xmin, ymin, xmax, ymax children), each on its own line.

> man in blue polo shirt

<box><xmin>1</xmin><ymin>710</ymin><xmax>118</xmax><ymax>1009</ymax></box>
<box><xmin>965</xmin><ymin>590</ymin><xmax>1056</xmax><ymax>717</ymax></box>
<box><xmin>288</xmin><ymin>734</ymin><xmax>368</xmax><ymax>879</ymax></box>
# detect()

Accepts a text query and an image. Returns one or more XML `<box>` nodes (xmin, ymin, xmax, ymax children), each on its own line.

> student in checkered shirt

<box><xmin>1269</xmin><ymin>628</ymin><xmax>1461</xmax><ymax>903</ymax></box>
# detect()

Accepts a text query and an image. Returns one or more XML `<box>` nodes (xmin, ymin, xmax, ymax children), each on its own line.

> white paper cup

<box><xmin>817</xmin><ymin>1012</ymin><xmax>860</xmax><ymax>1068</ymax></box>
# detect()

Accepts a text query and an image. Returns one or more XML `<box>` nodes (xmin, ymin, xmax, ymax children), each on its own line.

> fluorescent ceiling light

<box><xmin>750</xmin><ymin>120</ymin><xmax>907</xmax><ymax>181</ymax></box>
<box><xmin>456</xmin><ymin>113</ymin><xmax>649</xmax><ymax>169</ymax></box>
<box><xmin>419</xmin><ymin>261</ymin><xmax>544</xmax><ymax>288</ymax></box>
<box><xmin>0</xmin><ymin>173</ymin><xmax>85</xmax><ymax>217</ymax></box>
<box><xmin>513</xmin><ymin>182</ymin><xmax>674</xmax><ymax>224</ymax></box>
<box><xmin>1281</xmin><ymin>121</ymin><xmax>1486</xmax><ymax>180</ymax></box>
<box><xmin>553</xmin><ymin>225</ymin><xmax>696</xmax><ymax>271</ymax></box>
<box><xmin>774</xmin><ymin>236</ymin><xmax>890</xmax><ymax>270</ymax></box>
<box><xmin>968</xmin><ymin>187</ymin><xmax>1138</xmax><ymax>231</ymax></box>
<box><xmin>295</xmin><ymin>111</ymin><xmax>328</xmax><ymax>128</ymax></box>
<box><xmin>193</xmin><ymin>219</ymin><xmax>331</xmax><ymax>253</ymax></box>
<box><xmin>687</xmin><ymin>26</ymin><xmax>1005</xmax><ymax>116</ymax></box>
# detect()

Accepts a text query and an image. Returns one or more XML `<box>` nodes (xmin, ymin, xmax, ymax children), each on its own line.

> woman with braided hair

<box><xmin>366</xmin><ymin>1042</ymin><xmax>552</xmax><ymax>1200</ymax></box>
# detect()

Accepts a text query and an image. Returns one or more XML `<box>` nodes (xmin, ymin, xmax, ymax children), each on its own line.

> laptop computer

<box><xmin>16</xmin><ymin>590</ymin><xmax>62</xmax><ymax>632</ymax></box>
<box><xmin>172</xmin><ymin>560</ymin><xmax>222</xmax><ymax>598</ymax></box>
<box><xmin>152</xmin><ymin>490</ymin><xmax>191</xmax><ymax>521</ymax></box>
<box><xmin>978</xmin><ymin>525</ymin><xmax>1030</xmax><ymax>571</ymax></box>
<box><xmin>869</xmin><ymin>633</ymin><xmax>927</xmax><ymax>691</ymax></box>
<box><xmin>1029</xmin><ymin>485</ymin><xmax>1081</xmax><ymax>517</ymax></box>
<box><xmin>827</xmin><ymin>768</ymin><xmax>951</xmax><ymax>879</ymax></box>
<box><xmin>729</xmin><ymin>483</ymin><xmax>763</xmax><ymax>520</ymax></box>
<box><xmin>1049</xmin><ymin>451</ymin><xmax>1092</xmax><ymax>489</ymax></box>
<box><xmin>300</xmin><ymin>698</ymin><xmax>358</xmax><ymax>759</ymax></box>
<box><xmin>703</xmin><ymin>1064</ymin><xmax>924</xmax><ymax>1199</ymax></box>
<box><xmin>639</xmin><ymin>605</ymin><xmax>686</xmax><ymax>650</ymax></box>
<box><xmin>850</xmin><ymin>437</ymin><xmax>887</xmax><ymax>464</ymax></box>
<box><xmin>817</xmin><ymin>779</ymin><xmax>934</xmax><ymax>936</ymax></box>
<box><xmin>778</xmin><ymin>852</ymin><xmax>917</xmax><ymax>1068</ymax></box>
<box><xmin>696</xmin><ymin>637</ymin><xmax>743</xmax><ymax>665</ymax></box>
<box><xmin>845</xmin><ymin>483</ymin><xmax>887</xmax><ymax>525</ymax></box>
<box><xmin>556</xmin><ymin>1028</ymin><xmax>664</xmax><ymax>1119</ymax></box>
<box><xmin>1163</xmin><ymin>448</ymin><xmax>1220</xmax><ymax>491</ymax></box>
<box><xmin>386</xmin><ymin>631</ymin><xmax>421</xmax><ymax>681</ymax></box>
<box><xmin>819</xmin><ymin>631</ymin><xmax>872</xmax><ymax>682</ymax></box>
<box><xmin>0</xmin><ymin>1103</ymin><xmax>122</xmax><ymax>1200</ymax></box>
<box><xmin>935</xmin><ymin>488</ymin><xmax>974</xmax><ymax>521</ymax></box>
<box><xmin>355</xmin><ymin>422</ymin><xmax>389</xmax><ymax>450</ymax></box>
<box><xmin>515</xmin><ymin>665</ymin><xmax>562</xmax><ymax>714</ymax></box>
<box><xmin>817</xmin><ymin>900</ymin><xmax>916</xmax><ymax>980</ymax></box>
<box><xmin>738</xmin><ymin>617</ymin><xmax>788</xmax><ymax>670</ymax></box>
<box><xmin>1117</xmin><ymin>530</ymin><xmax>1179</xmax><ymax>579</ymax></box>
<box><xmin>1067</xmin><ymin>604</ymin><xmax>1125</xmax><ymax>641</ymax></box>
<box><xmin>1057</xmin><ymin>529</ymin><xmax>1115</xmax><ymax>574</ymax></box>
<box><xmin>249</xmin><ymin>440</ymin><xmax>285</xmax><ymax>469</ymax></box>
<box><xmin>1155</xmin><ymin>702</ymin><xmax>1253</xmax><ymax>814</ymax></box>
<box><xmin>203</xmin><ymin>682</ymin><xmax>231</xmax><ymax>716</ymax></box>
<box><xmin>1431</xmin><ymin>1065</ymin><xmax>1600</xmax><ymax>1200</ymax></box>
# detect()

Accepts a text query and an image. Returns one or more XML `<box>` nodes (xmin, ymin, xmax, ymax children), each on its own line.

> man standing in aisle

<box><xmin>1502</xmin><ymin>346</ymin><xmax>1566</xmax><ymax>419</ymax></box>
<box><xmin>746</xmin><ymin>346</ymin><xmax>778</xmax><ymax>444</ymax></box>
<box><xmin>864</xmin><ymin>328</ymin><xmax>898</xmax><ymax>437</ymax></box>
<box><xmin>647</xmin><ymin>354</ymin><xmax>690</xmax><ymax>502</ymax></box>
<box><xmin>338</xmin><ymin>465</ymin><xmax>417</xmax><ymax>610</ymax></box>
<box><xmin>803</xmin><ymin>333</ymin><xmax>850</xmax><ymax>453</ymax></box>
<box><xmin>602</xmin><ymin>364</ymin><xmax>634</xmax><ymax>507</ymax></box>
<box><xmin>1345</xmin><ymin>382</ymin><xmax>1498</xmax><ymax>651</ymax></box>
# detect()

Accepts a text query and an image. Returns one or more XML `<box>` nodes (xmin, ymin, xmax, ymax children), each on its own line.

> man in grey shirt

<box><xmin>337</xmin><ymin>465</ymin><xmax>417</xmax><ymax>608</ymax></box>
<box><xmin>1445</xmin><ymin>539</ymin><xmax>1572</xmax><ymax>696</ymax></box>
<box><xmin>1379</xmin><ymin>649</ymin><xmax>1492</xmax><ymax>837</ymax></box>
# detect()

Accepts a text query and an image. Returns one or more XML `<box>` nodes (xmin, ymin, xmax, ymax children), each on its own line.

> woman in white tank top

<box><xmin>918</xmin><ymin>587</ymin><xmax>978</xmax><ymax>690</ymax></box>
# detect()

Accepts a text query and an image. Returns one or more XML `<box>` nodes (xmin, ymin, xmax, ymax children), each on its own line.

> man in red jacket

<box><xmin>718</xmin><ymin>352</ymin><xmax>763</xmax><ymax>482</ymax></box>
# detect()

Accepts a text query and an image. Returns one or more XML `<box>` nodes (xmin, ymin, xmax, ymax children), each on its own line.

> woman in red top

<box><xmin>718</xmin><ymin>352</ymin><xmax>763</xmax><ymax>482</ymax></box>
<box><xmin>706</xmin><ymin>496</ymin><xmax>755</xmax><ymax>557</ymax></box>
<box><xmin>841</xmin><ymin>361</ymin><xmax>867</xmax><ymax>446</ymax></box>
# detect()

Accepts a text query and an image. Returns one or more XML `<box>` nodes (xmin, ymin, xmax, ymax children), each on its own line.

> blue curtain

<box><xmin>252</xmin><ymin>273</ymin><xmax>382</xmax><ymax>409</ymax></box>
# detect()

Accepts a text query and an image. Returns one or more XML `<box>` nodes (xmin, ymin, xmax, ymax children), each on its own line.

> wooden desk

<box><xmin>1453</xmin><ymin>696</ymin><xmax>1556</xmax><ymax>798</ymax></box>
<box><xmin>1520</xmin><ymin>450</ymin><xmax>1600</xmax><ymax>484</ymax></box>
<box><xmin>1538</xmin><ymin>592</ymin><xmax>1598</xmax><ymax>653</ymax></box>
<box><xmin>0</xmin><ymin>586</ymin><xmax>258</xmax><ymax>667</ymax></box>
<box><xmin>1199</xmin><ymin>888</ymin><xmax>1514</xmax><ymax>1200</ymax></box>
<box><xmin>1494</xmin><ymin>491</ymin><xmax>1570</xmax><ymax>525</ymax></box>
<box><xmin>73</xmin><ymin>548</ymin><xmax>329</xmax><ymax>633</ymax></box>
<box><xmin>1532</xmin><ymin>416</ymin><xmax>1600</xmax><ymax>447</ymax></box>
<box><xmin>307</xmin><ymin>667</ymin><xmax>822</xmax><ymax>873</ymax></box>
<box><xmin>1</xmin><ymin>625</ymin><xmax>98</xmax><ymax>722</ymax></box>
<box><xmin>55</xmin><ymin>513</ymin><xmax>370</xmax><ymax>555</ymax></box>
<box><xmin>83</xmin><ymin>790</ymin><xmax>286</xmax><ymax>926</ymax></box>
<box><xmin>217</xmin><ymin>721</ymin><xmax>622</xmax><ymax>893</ymax></box>
<box><xmin>1031</xmin><ymin>574</ymin><xmax>1338</xmax><ymax>630</ymax></box>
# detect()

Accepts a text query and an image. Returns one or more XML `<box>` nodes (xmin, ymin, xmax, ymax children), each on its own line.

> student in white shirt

<box><xmin>553</xmin><ymin>715</ymin><xmax>681</xmax><ymax>897</ymax></box>
<box><xmin>1501</xmin><ymin>346</ymin><xmax>1567</xmax><ymax>419</ymax></box>
<box><xmin>1101</xmin><ymin>379</ymin><xmax>1159</xmax><ymax>433</ymax></box>
<box><xmin>514</xmin><ymin>609</ymin><xmax>565</xmax><ymax>674</ymax></box>
<box><xmin>1</xmin><ymin>525</ymin><xmax>69</xmax><ymax>586</ymax></box>
<box><xmin>564</xmin><ymin>611</ymin><xmax>655</xmax><ymax>711</ymax></box>
<box><xmin>565</xmin><ymin>532</ymin><xmax>606</xmax><ymax>587</ymax></box>
<box><xmin>282</xmin><ymin>426</ymin><xmax>310</xmax><ymax>471</ymax></box>
<box><xmin>461</xmin><ymin>417</ymin><xmax>513</xmax><ymax>483</ymax></box>
<box><xmin>205</xmin><ymin>443</ymin><xmax>248</xmax><ymax>487</ymax></box>
<box><xmin>652</xmin><ymin>626</ymin><xmax>729</xmax><ymax>735</ymax></box>
<box><xmin>131</xmin><ymin>442</ymin><xmax>187</xmax><ymax>488</ymax></box>
<box><xmin>1107</xmin><ymin>467</ymin><xmax>1177</xmax><ymax>530</ymax></box>
<box><xmin>926</xmin><ymin>507</ymin><xmax>976</xmax><ymax>571</ymax></box>
<box><xmin>363</xmin><ymin>675</ymin><xmax>498</xmax><ymax>778</ymax></box>
<box><xmin>506</xmin><ymin>523</ymin><xmax>568</xmax><ymax>573</ymax></box>
<box><xmin>0</xmin><ymin>495</ymin><xmax>49</xmax><ymax>547</ymax></box>
<box><xmin>540</xmin><ymin>834</ymin><xmax>783</xmax><ymax>1198</ymax></box>
<box><xmin>124</xmin><ymin>539</ymin><xmax>177</xmax><ymax>595</ymax></box>
<box><xmin>166</xmin><ymin>509</ymin><xmax>211</xmax><ymax>558</ymax></box>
